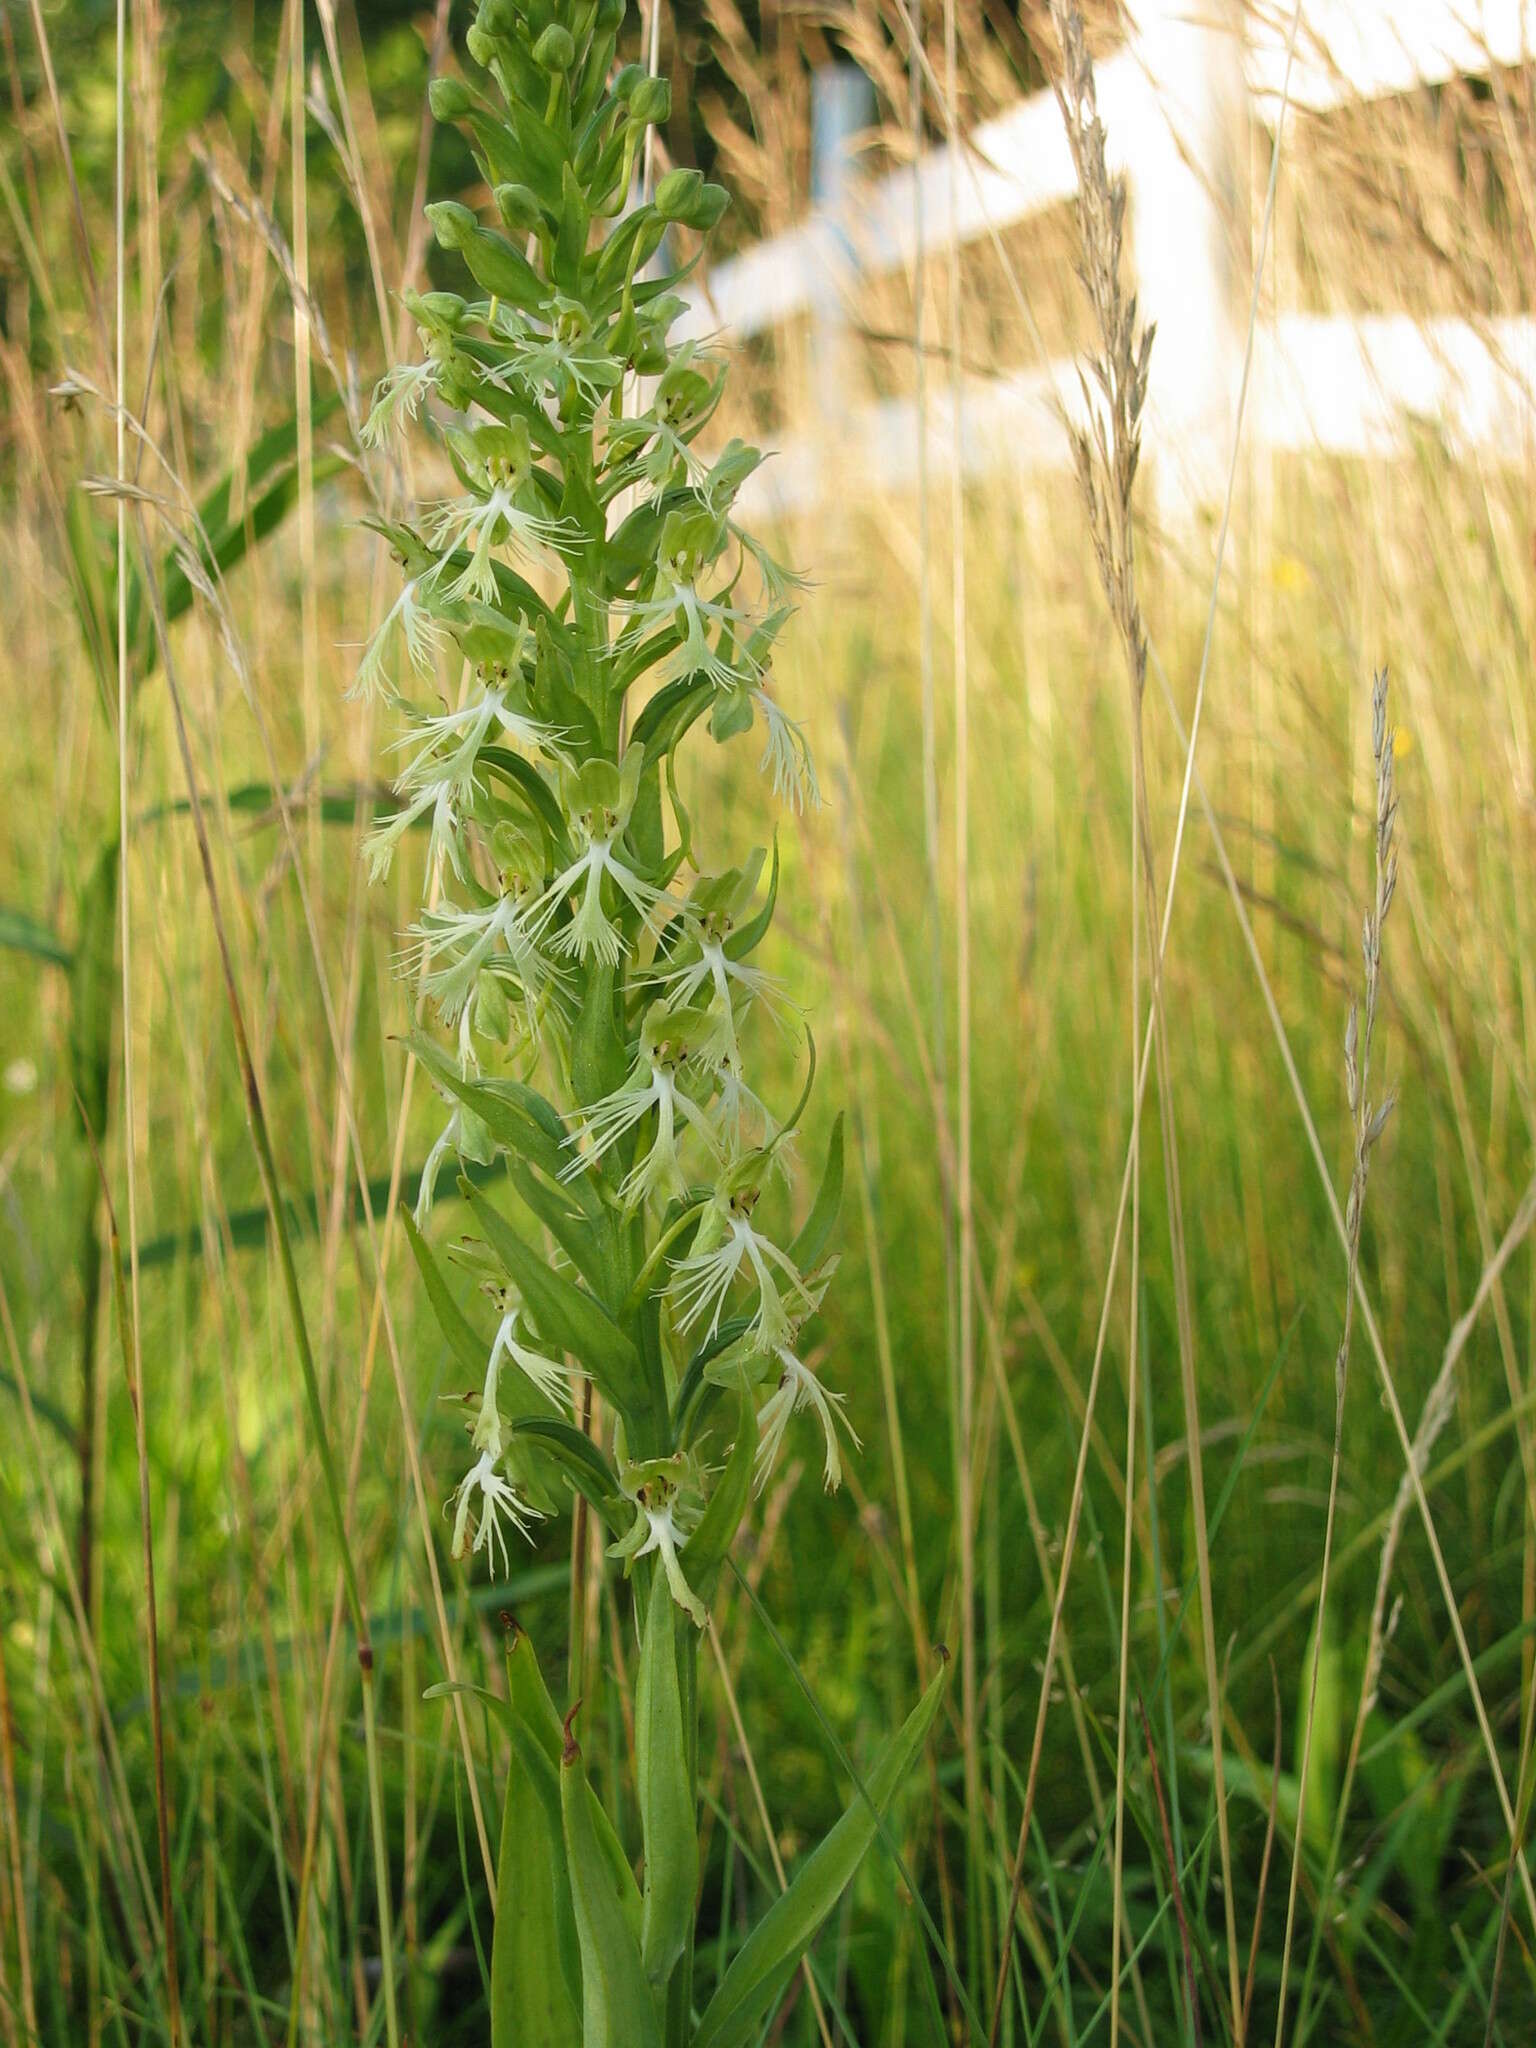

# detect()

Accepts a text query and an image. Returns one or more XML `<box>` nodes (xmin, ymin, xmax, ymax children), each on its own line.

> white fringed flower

<box><xmin>562</xmin><ymin>1012</ymin><xmax>723</xmax><ymax>1206</ymax></box>
<box><xmin>407</xmin><ymin>890</ymin><xmax>555</xmax><ymax>1025</ymax></box>
<box><xmin>446</xmin><ymin>1345</ymin><xmax>541</xmax><ymax>1576</ymax></box>
<box><xmin>487</xmin><ymin>1299</ymin><xmax>577</xmax><ymax>1411</ymax></box>
<box><xmin>360</xmin><ymin>357</ymin><xmax>441</xmax><ymax>446</ymax></box>
<box><xmin>754</xmin><ymin>1347</ymin><xmax>858</xmax><ymax>1493</ymax></box>
<box><xmin>670</xmin><ymin>1194</ymin><xmax>816</xmax><ymax>1352</ymax></box>
<box><xmin>349</xmin><ymin>577</ymin><xmax>448</xmax><ymax>703</ymax></box>
<box><xmin>428</xmin><ymin>486</ymin><xmax>570</xmax><ymax>603</ymax></box>
<box><xmin>526</xmin><ymin>834</ymin><xmax>666</xmax><ymax>967</ymax></box>
<box><xmin>608</xmin><ymin>1459</ymin><xmax>707</xmax><ymax>1627</ymax></box>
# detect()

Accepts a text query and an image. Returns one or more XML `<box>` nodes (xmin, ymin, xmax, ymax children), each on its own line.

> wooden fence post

<box><xmin>808</xmin><ymin>62</ymin><xmax>875</xmax><ymax>431</ymax></box>
<box><xmin>1120</xmin><ymin>0</ymin><xmax>1249</xmax><ymax>524</ymax></box>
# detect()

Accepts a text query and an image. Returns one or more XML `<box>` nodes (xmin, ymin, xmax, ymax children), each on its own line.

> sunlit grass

<box><xmin>4</xmin><ymin>4</ymin><xmax>1536</xmax><ymax>2043</ymax></box>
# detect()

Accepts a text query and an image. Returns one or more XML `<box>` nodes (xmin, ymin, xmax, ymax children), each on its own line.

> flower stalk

<box><xmin>360</xmin><ymin>4</ymin><xmax>946</xmax><ymax>2040</ymax></box>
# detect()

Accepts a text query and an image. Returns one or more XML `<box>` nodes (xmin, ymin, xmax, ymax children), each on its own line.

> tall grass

<box><xmin>2</xmin><ymin>3</ymin><xmax>1536</xmax><ymax>2043</ymax></box>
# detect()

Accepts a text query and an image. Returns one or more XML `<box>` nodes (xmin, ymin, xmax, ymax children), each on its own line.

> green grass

<box><xmin>4</xmin><ymin>10</ymin><xmax>1536</xmax><ymax>2045</ymax></box>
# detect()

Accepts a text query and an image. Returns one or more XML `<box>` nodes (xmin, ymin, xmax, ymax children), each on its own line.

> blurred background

<box><xmin>3</xmin><ymin>1</ymin><xmax>1536</xmax><ymax>2042</ymax></box>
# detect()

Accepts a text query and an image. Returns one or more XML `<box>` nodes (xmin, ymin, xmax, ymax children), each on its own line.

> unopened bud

<box><xmin>428</xmin><ymin>77</ymin><xmax>473</xmax><ymax>122</ymax></box>
<box><xmin>628</xmin><ymin>76</ymin><xmax>670</xmax><ymax>126</ymax></box>
<box><xmin>425</xmin><ymin>200</ymin><xmax>477</xmax><ymax>251</ymax></box>
<box><xmin>655</xmin><ymin>167</ymin><xmax>703</xmax><ymax>222</ymax></box>
<box><xmin>684</xmin><ymin>182</ymin><xmax>731</xmax><ymax>231</ymax></box>
<box><xmin>533</xmin><ymin>24</ymin><xmax>576</xmax><ymax>72</ymax></box>
<box><xmin>494</xmin><ymin>182</ymin><xmax>544</xmax><ymax>234</ymax></box>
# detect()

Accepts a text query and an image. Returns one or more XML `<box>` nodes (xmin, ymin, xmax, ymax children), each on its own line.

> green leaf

<box><xmin>410</xmin><ymin>1035</ymin><xmax>591</xmax><ymax>1207</ymax></box>
<box><xmin>462</xmin><ymin>1181</ymin><xmax>645</xmax><ymax>1412</ymax></box>
<box><xmin>125</xmin><ymin>395</ymin><xmax>346</xmax><ymax>671</ymax></box>
<box><xmin>507</xmin><ymin>1162</ymin><xmax>611</xmax><ymax>1298</ymax></box>
<box><xmin>479</xmin><ymin>745</ymin><xmax>572</xmax><ymax>852</ymax></box>
<box><xmin>560</xmin><ymin>1727</ymin><xmax>664</xmax><ymax>2048</ymax></box>
<box><xmin>0</xmin><ymin>906</ymin><xmax>72</xmax><ymax>969</ymax></box>
<box><xmin>789</xmin><ymin>1113</ymin><xmax>844</xmax><ymax>1274</ymax></box>
<box><xmin>636</xmin><ymin>1568</ymin><xmax>696</xmax><ymax>1993</ymax></box>
<box><xmin>508</xmin><ymin>1416</ymin><xmax>622</xmax><ymax>1531</ymax></box>
<box><xmin>68</xmin><ymin>839</ymin><xmax>119</xmax><ymax>1144</ymax></box>
<box><xmin>401</xmin><ymin>1205</ymin><xmax>492</xmax><ymax>1382</ymax></box>
<box><xmin>423</xmin><ymin>1679</ymin><xmax>514</xmax><ymax>1732</ymax></box>
<box><xmin>692</xmin><ymin>1659</ymin><xmax>950</xmax><ymax>2048</ymax></box>
<box><xmin>725</xmin><ymin>834</ymin><xmax>780</xmax><ymax>960</ymax></box>
<box><xmin>491</xmin><ymin>1629</ymin><xmax>584</xmax><ymax>2048</ymax></box>
<box><xmin>1298</xmin><ymin>1610</ymin><xmax>1344</xmax><ymax>1852</ymax></box>
<box><xmin>682</xmin><ymin>1387</ymin><xmax>756</xmax><ymax>1605</ymax></box>
<box><xmin>506</xmin><ymin>1626</ymin><xmax>642</xmax><ymax>1942</ymax></box>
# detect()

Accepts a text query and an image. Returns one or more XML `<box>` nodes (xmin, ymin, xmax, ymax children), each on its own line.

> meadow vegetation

<box><xmin>2</xmin><ymin>3</ymin><xmax>1535</xmax><ymax>2044</ymax></box>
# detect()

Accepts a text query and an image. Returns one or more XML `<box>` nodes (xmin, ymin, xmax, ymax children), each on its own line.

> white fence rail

<box><xmin>681</xmin><ymin>2</ymin><xmax>1536</xmax><ymax>522</ymax></box>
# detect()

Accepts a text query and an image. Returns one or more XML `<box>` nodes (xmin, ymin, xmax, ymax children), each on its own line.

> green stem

<box><xmin>665</xmin><ymin>1623</ymin><xmax>700</xmax><ymax>2048</ymax></box>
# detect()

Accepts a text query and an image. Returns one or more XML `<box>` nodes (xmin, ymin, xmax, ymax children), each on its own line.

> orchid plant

<box><xmin>357</xmin><ymin>4</ymin><xmax>944</xmax><ymax>2041</ymax></box>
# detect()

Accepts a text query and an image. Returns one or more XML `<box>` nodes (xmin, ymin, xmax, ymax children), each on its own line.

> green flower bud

<box><xmin>400</xmin><ymin>287</ymin><xmax>467</xmax><ymax>331</ymax></box>
<box><xmin>613</xmin><ymin>62</ymin><xmax>647</xmax><ymax>101</ymax></box>
<box><xmin>684</xmin><ymin>181</ymin><xmax>731</xmax><ymax>231</ymax></box>
<box><xmin>654</xmin><ymin>167</ymin><xmax>703</xmax><ymax>223</ymax></box>
<box><xmin>595</xmin><ymin>0</ymin><xmax>624</xmax><ymax>29</ymax></box>
<box><xmin>494</xmin><ymin>182</ymin><xmax>545</xmax><ymax>234</ymax></box>
<box><xmin>475</xmin><ymin>0</ymin><xmax>519</xmax><ymax>32</ymax></box>
<box><xmin>532</xmin><ymin>23</ymin><xmax>576</xmax><ymax>71</ymax></box>
<box><xmin>425</xmin><ymin>200</ymin><xmax>477</xmax><ymax>251</ymax></box>
<box><xmin>428</xmin><ymin>77</ymin><xmax>473</xmax><ymax>122</ymax></box>
<box><xmin>628</xmin><ymin>76</ymin><xmax>670</xmax><ymax>126</ymax></box>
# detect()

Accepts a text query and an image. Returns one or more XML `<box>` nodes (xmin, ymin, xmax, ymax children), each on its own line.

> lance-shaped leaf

<box><xmin>560</xmin><ymin>1727</ymin><xmax>664</xmax><ymax>2048</ymax></box>
<box><xmin>507</xmin><ymin>1626</ymin><xmax>642</xmax><ymax>1945</ymax></box>
<box><xmin>789</xmin><ymin>1113</ymin><xmax>844</xmax><ymax>1275</ymax></box>
<box><xmin>411</xmin><ymin>1035</ymin><xmax>596</xmax><ymax>1213</ymax></box>
<box><xmin>636</xmin><ymin>1567</ymin><xmax>696</xmax><ymax>1993</ymax></box>
<box><xmin>508</xmin><ymin>1416</ymin><xmax>623</xmax><ymax>1533</ymax></box>
<box><xmin>0</xmin><ymin>906</ymin><xmax>71</xmax><ymax>969</ymax></box>
<box><xmin>490</xmin><ymin>1625</ymin><xmax>583</xmax><ymax>2048</ymax></box>
<box><xmin>680</xmin><ymin>1387</ymin><xmax>755</xmax><ymax>1609</ymax></box>
<box><xmin>692</xmin><ymin>1658</ymin><xmax>950</xmax><ymax>2048</ymax></box>
<box><xmin>463</xmin><ymin>1180</ymin><xmax>645</xmax><ymax>1412</ymax></box>
<box><xmin>479</xmin><ymin>744</ymin><xmax>574</xmax><ymax>852</ymax></box>
<box><xmin>493</xmin><ymin>1715</ymin><xmax>583</xmax><ymax>2048</ymax></box>
<box><xmin>507</xmin><ymin>1161</ymin><xmax>613</xmax><ymax>1299</ymax></box>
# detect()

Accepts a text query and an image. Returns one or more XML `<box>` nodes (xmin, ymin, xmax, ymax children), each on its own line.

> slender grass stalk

<box><xmin>289</xmin><ymin>0</ymin><xmax>321</xmax><ymax>897</ymax></box>
<box><xmin>111</xmin><ymin>14</ymin><xmax>171</xmax><ymax>2038</ymax></box>
<box><xmin>0</xmin><ymin>1276</ymin><xmax>162</xmax><ymax>1968</ymax></box>
<box><xmin>1273</xmin><ymin>669</ymin><xmax>1398</xmax><ymax>2042</ymax></box>
<box><xmin>940</xmin><ymin>0</ymin><xmax>985</xmax><ymax>1997</ymax></box>
<box><xmin>78</xmin><ymin>1107</ymin><xmax>182</xmax><ymax>2044</ymax></box>
<box><xmin>1115</xmin><ymin>761</ymin><xmax>1143</xmax><ymax>2048</ymax></box>
<box><xmin>1144</xmin><ymin>628</ymin><xmax>1536</xmax><ymax>1948</ymax></box>
<box><xmin>0</xmin><ymin>1614</ymin><xmax>35</xmax><ymax>2048</ymax></box>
